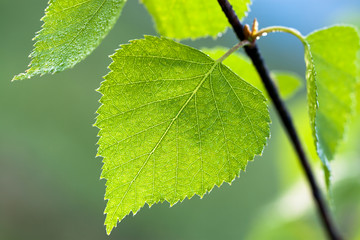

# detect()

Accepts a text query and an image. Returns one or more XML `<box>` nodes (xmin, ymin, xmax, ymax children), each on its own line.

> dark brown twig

<box><xmin>216</xmin><ymin>0</ymin><xmax>342</xmax><ymax>239</ymax></box>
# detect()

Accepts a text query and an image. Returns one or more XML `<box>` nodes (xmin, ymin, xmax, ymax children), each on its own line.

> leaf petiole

<box><xmin>254</xmin><ymin>26</ymin><xmax>306</xmax><ymax>44</ymax></box>
<box><xmin>216</xmin><ymin>40</ymin><xmax>251</xmax><ymax>63</ymax></box>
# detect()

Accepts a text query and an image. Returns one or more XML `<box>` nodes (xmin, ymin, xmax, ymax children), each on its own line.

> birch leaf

<box><xmin>304</xmin><ymin>26</ymin><xmax>359</xmax><ymax>167</ymax></box>
<box><xmin>141</xmin><ymin>0</ymin><xmax>251</xmax><ymax>39</ymax></box>
<box><xmin>13</xmin><ymin>0</ymin><xmax>126</xmax><ymax>81</ymax></box>
<box><xmin>95</xmin><ymin>36</ymin><xmax>270</xmax><ymax>234</ymax></box>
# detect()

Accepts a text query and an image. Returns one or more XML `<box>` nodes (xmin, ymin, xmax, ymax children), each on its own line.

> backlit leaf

<box><xmin>13</xmin><ymin>0</ymin><xmax>127</xmax><ymax>81</ymax></box>
<box><xmin>356</xmin><ymin>49</ymin><xmax>360</xmax><ymax>114</ymax></box>
<box><xmin>304</xmin><ymin>26</ymin><xmax>360</xmax><ymax>168</ymax></box>
<box><xmin>95</xmin><ymin>36</ymin><xmax>270</xmax><ymax>234</ymax></box>
<box><xmin>141</xmin><ymin>0</ymin><xmax>251</xmax><ymax>39</ymax></box>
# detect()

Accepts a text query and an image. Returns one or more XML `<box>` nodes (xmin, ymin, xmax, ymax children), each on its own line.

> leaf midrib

<box><xmin>53</xmin><ymin>0</ymin><xmax>93</xmax><ymax>14</ymax></box>
<box><xmin>53</xmin><ymin>0</ymin><xmax>108</xmax><ymax>58</ymax></box>
<box><xmin>108</xmin><ymin>61</ymin><xmax>220</xmax><ymax>222</ymax></box>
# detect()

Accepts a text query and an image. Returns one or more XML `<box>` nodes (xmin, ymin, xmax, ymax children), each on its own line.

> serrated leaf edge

<box><xmin>94</xmin><ymin>36</ymin><xmax>270</xmax><ymax>234</ymax></box>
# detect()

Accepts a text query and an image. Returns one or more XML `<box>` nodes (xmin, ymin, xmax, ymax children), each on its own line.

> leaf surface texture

<box><xmin>142</xmin><ymin>0</ymin><xmax>251</xmax><ymax>39</ymax></box>
<box><xmin>95</xmin><ymin>36</ymin><xmax>270</xmax><ymax>234</ymax></box>
<box><xmin>13</xmin><ymin>0</ymin><xmax>126</xmax><ymax>80</ymax></box>
<box><xmin>304</xmin><ymin>26</ymin><xmax>360</xmax><ymax>167</ymax></box>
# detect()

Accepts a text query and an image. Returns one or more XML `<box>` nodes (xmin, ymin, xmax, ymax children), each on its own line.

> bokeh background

<box><xmin>1</xmin><ymin>0</ymin><xmax>360</xmax><ymax>239</ymax></box>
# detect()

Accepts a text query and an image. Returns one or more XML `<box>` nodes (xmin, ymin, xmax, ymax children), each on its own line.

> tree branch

<box><xmin>216</xmin><ymin>0</ymin><xmax>342</xmax><ymax>239</ymax></box>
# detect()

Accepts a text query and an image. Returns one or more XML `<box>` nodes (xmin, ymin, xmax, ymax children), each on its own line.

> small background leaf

<box><xmin>356</xmin><ymin>49</ymin><xmax>360</xmax><ymax>114</ymax></box>
<box><xmin>141</xmin><ymin>0</ymin><xmax>251</xmax><ymax>39</ymax></box>
<box><xmin>203</xmin><ymin>47</ymin><xmax>303</xmax><ymax>100</ymax></box>
<box><xmin>95</xmin><ymin>36</ymin><xmax>270</xmax><ymax>234</ymax></box>
<box><xmin>271</xmin><ymin>71</ymin><xmax>303</xmax><ymax>99</ymax></box>
<box><xmin>13</xmin><ymin>0</ymin><xmax>127</xmax><ymax>81</ymax></box>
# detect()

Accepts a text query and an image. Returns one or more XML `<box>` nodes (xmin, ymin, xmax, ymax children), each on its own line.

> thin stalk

<box><xmin>254</xmin><ymin>26</ymin><xmax>307</xmax><ymax>44</ymax></box>
<box><xmin>216</xmin><ymin>0</ymin><xmax>342</xmax><ymax>239</ymax></box>
<box><xmin>216</xmin><ymin>40</ymin><xmax>250</xmax><ymax>63</ymax></box>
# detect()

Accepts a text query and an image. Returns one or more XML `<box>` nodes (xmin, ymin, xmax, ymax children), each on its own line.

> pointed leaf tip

<box><xmin>14</xmin><ymin>0</ymin><xmax>127</xmax><ymax>80</ymax></box>
<box><xmin>304</xmin><ymin>25</ymin><xmax>360</xmax><ymax>185</ymax></box>
<box><xmin>96</xmin><ymin>36</ymin><xmax>270</xmax><ymax>233</ymax></box>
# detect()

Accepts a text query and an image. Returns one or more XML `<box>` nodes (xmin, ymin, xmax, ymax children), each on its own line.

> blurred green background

<box><xmin>1</xmin><ymin>0</ymin><xmax>359</xmax><ymax>239</ymax></box>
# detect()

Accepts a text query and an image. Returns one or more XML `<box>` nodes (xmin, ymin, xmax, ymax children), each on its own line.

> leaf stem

<box><xmin>217</xmin><ymin>0</ymin><xmax>342</xmax><ymax>239</ymax></box>
<box><xmin>254</xmin><ymin>26</ymin><xmax>307</xmax><ymax>44</ymax></box>
<box><xmin>216</xmin><ymin>40</ymin><xmax>251</xmax><ymax>63</ymax></box>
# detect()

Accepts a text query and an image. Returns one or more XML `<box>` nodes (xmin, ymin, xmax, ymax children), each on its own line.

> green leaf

<box><xmin>13</xmin><ymin>0</ymin><xmax>127</xmax><ymax>81</ymax></box>
<box><xmin>356</xmin><ymin>49</ymin><xmax>360</xmax><ymax>114</ymax></box>
<box><xmin>357</xmin><ymin>81</ymin><xmax>360</xmax><ymax>114</ymax></box>
<box><xmin>95</xmin><ymin>36</ymin><xmax>270</xmax><ymax>234</ymax></box>
<box><xmin>203</xmin><ymin>47</ymin><xmax>303</xmax><ymax>99</ymax></box>
<box><xmin>141</xmin><ymin>0</ymin><xmax>251</xmax><ymax>39</ymax></box>
<box><xmin>271</xmin><ymin>71</ymin><xmax>303</xmax><ymax>99</ymax></box>
<box><xmin>304</xmin><ymin>26</ymin><xmax>360</xmax><ymax>167</ymax></box>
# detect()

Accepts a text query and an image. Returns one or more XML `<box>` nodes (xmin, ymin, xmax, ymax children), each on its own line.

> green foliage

<box><xmin>357</xmin><ymin>82</ymin><xmax>360</xmax><ymax>113</ymax></box>
<box><xmin>302</xmin><ymin>40</ymin><xmax>317</xmax><ymax>152</ymax></box>
<box><xmin>303</xmin><ymin>26</ymin><xmax>360</xmax><ymax>168</ymax></box>
<box><xmin>142</xmin><ymin>0</ymin><xmax>251</xmax><ymax>39</ymax></box>
<box><xmin>356</xmin><ymin>49</ymin><xmax>360</xmax><ymax>114</ymax></box>
<box><xmin>12</xmin><ymin>0</ymin><xmax>360</xmax><ymax>236</ymax></box>
<box><xmin>203</xmin><ymin>47</ymin><xmax>303</xmax><ymax>99</ymax></box>
<box><xmin>271</xmin><ymin>71</ymin><xmax>303</xmax><ymax>99</ymax></box>
<box><xmin>95</xmin><ymin>36</ymin><xmax>270</xmax><ymax>234</ymax></box>
<box><xmin>13</xmin><ymin>0</ymin><xmax>126</xmax><ymax>81</ymax></box>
